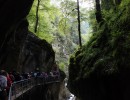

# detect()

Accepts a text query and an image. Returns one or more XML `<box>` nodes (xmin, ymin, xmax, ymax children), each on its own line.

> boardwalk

<box><xmin>8</xmin><ymin>76</ymin><xmax>60</xmax><ymax>100</ymax></box>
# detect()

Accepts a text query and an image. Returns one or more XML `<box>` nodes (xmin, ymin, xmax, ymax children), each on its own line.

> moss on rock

<box><xmin>68</xmin><ymin>1</ymin><xmax>130</xmax><ymax>100</ymax></box>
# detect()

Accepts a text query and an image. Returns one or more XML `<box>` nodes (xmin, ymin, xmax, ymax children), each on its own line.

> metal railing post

<box><xmin>8</xmin><ymin>84</ymin><xmax>12</xmax><ymax>100</ymax></box>
<box><xmin>14</xmin><ymin>83</ymin><xmax>16</xmax><ymax>99</ymax></box>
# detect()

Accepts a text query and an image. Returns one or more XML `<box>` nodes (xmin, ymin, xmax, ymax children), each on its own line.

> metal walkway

<box><xmin>8</xmin><ymin>76</ymin><xmax>60</xmax><ymax>100</ymax></box>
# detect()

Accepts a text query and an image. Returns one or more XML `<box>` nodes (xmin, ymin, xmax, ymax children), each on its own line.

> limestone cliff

<box><xmin>0</xmin><ymin>0</ymin><xmax>55</xmax><ymax>72</ymax></box>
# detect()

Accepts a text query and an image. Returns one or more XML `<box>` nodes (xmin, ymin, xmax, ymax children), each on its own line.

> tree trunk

<box><xmin>114</xmin><ymin>0</ymin><xmax>122</xmax><ymax>5</ymax></box>
<box><xmin>77</xmin><ymin>0</ymin><xmax>82</xmax><ymax>47</ymax></box>
<box><xmin>34</xmin><ymin>0</ymin><xmax>40</xmax><ymax>33</ymax></box>
<box><xmin>95</xmin><ymin>0</ymin><xmax>102</xmax><ymax>23</ymax></box>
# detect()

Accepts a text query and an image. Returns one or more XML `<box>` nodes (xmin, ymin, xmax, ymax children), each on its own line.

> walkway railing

<box><xmin>8</xmin><ymin>75</ymin><xmax>60</xmax><ymax>100</ymax></box>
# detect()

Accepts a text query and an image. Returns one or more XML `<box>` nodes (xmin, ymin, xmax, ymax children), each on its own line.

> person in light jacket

<box><xmin>0</xmin><ymin>70</ymin><xmax>7</xmax><ymax>100</ymax></box>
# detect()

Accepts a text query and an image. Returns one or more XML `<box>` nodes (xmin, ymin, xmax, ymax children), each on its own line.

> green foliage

<box><xmin>58</xmin><ymin>0</ymin><xmax>77</xmax><ymax>35</ymax></box>
<box><xmin>66</xmin><ymin>1</ymin><xmax>130</xmax><ymax>99</ymax></box>
<box><xmin>58</xmin><ymin>17</ymin><xmax>71</xmax><ymax>34</ymax></box>
<box><xmin>81</xmin><ymin>33</ymin><xmax>92</xmax><ymax>45</ymax></box>
<box><xmin>101</xmin><ymin>0</ymin><xmax>115</xmax><ymax>10</ymax></box>
<box><xmin>27</xmin><ymin>0</ymin><xmax>59</xmax><ymax>43</ymax></box>
<box><xmin>59</xmin><ymin>62</ymin><xmax>65</xmax><ymax>71</ymax></box>
<box><xmin>69</xmin><ymin>0</ymin><xmax>130</xmax><ymax>82</ymax></box>
<box><xmin>36</xmin><ymin>32</ymin><xmax>54</xmax><ymax>43</ymax></box>
<box><xmin>28</xmin><ymin>0</ymin><xmax>94</xmax><ymax>74</ymax></box>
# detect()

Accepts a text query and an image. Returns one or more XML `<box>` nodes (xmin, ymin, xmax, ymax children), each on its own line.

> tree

<box><xmin>77</xmin><ymin>0</ymin><xmax>82</xmax><ymax>47</ymax></box>
<box><xmin>28</xmin><ymin>0</ymin><xmax>59</xmax><ymax>43</ymax></box>
<box><xmin>95</xmin><ymin>0</ymin><xmax>103</xmax><ymax>23</ymax></box>
<box><xmin>101</xmin><ymin>0</ymin><xmax>121</xmax><ymax>10</ymax></box>
<box><xmin>28</xmin><ymin>0</ymin><xmax>92</xmax><ymax>73</ymax></box>
<box><xmin>34</xmin><ymin>0</ymin><xmax>41</xmax><ymax>33</ymax></box>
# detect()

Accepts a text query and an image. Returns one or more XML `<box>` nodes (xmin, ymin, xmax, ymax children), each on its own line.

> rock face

<box><xmin>68</xmin><ymin>1</ymin><xmax>130</xmax><ymax>100</ymax></box>
<box><xmin>18</xmin><ymin>30</ymin><xmax>55</xmax><ymax>72</ymax></box>
<box><xmin>0</xmin><ymin>1</ymin><xmax>67</xmax><ymax>100</ymax></box>
<box><xmin>0</xmin><ymin>0</ymin><xmax>33</xmax><ymax>70</ymax></box>
<box><xmin>0</xmin><ymin>0</ymin><xmax>55</xmax><ymax>72</ymax></box>
<box><xmin>0</xmin><ymin>0</ymin><xmax>34</xmax><ymax>50</ymax></box>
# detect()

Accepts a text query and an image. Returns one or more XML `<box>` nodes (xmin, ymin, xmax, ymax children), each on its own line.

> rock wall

<box><xmin>68</xmin><ymin>1</ymin><xmax>130</xmax><ymax>100</ymax></box>
<box><xmin>0</xmin><ymin>0</ymin><xmax>33</xmax><ymax>70</ymax></box>
<box><xmin>0</xmin><ymin>0</ymin><xmax>55</xmax><ymax>72</ymax></box>
<box><xmin>17</xmin><ymin>84</ymin><xmax>60</xmax><ymax>100</ymax></box>
<box><xmin>17</xmin><ymin>27</ymin><xmax>55</xmax><ymax>72</ymax></box>
<box><xmin>0</xmin><ymin>0</ymin><xmax>34</xmax><ymax>53</ymax></box>
<box><xmin>0</xmin><ymin>1</ymin><xmax>67</xmax><ymax>100</ymax></box>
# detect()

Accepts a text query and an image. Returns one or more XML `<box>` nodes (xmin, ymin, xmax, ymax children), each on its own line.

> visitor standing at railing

<box><xmin>9</xmin><ymin>72</ymin><xmax>15</xmax><ymax>83</ymax></box>
<box><xmin>6</xmin><ymin>73</ymin><xmax>12</xmax><ymax>96</ymax></box>
<box><xmin>12</xmin><ymin>71</ymin><xmax>22</xmax><ymax>82</ymax></box>
<box><xmin>51</xmin><ymin>62</ymin><xmax>60</xmax><ymax>80</ymax></box>
<box><xmin>41</xmin><ymin>72</ymin><xmax>48</xmax><ymax>82</ymax></box>
<box><xmin>0</xmin><ymin>70</ymin><xmax>8</xmax><ymax>100</ymax></box>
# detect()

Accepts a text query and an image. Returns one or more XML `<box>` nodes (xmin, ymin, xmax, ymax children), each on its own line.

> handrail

<box><xmin>8</xmin><ymin>75</ymin><xmax>60</xmax><ymax>100</ymax></box>
<box><xmin>8</xmin><ymin>78</ymin><xmax>35</xmax><ymax>100</ymax></box>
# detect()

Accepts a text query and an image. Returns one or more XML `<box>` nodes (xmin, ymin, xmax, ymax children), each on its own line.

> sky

<box><xmin>50</xmin><ymin>0</ymin><xmax>94</xmax><ymax>10</ymax></box>
<box><xmin>80</xmin><ymin>0</ymin><xmax>94</xmax><ymax>9</ymax></box>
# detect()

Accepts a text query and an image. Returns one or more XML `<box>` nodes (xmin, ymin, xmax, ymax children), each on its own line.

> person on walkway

<box><xmin>9</xmin><ymin>72</ymin><xmax>15</xmax><ymax>82</ymax></box>
<box><xmin>0</xmin><ymin>70</ymin><xmax>7</xmax><ymax>100</ymax></box>
<box><xmin>52</xmin><ymin>62</ymin><xmax>60</xmax><ymax>80</ymax></box>
<box><xmin>6</xmin><ymin>73</ymin><xmax>12</xmax><ymax>96</ymax></box>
